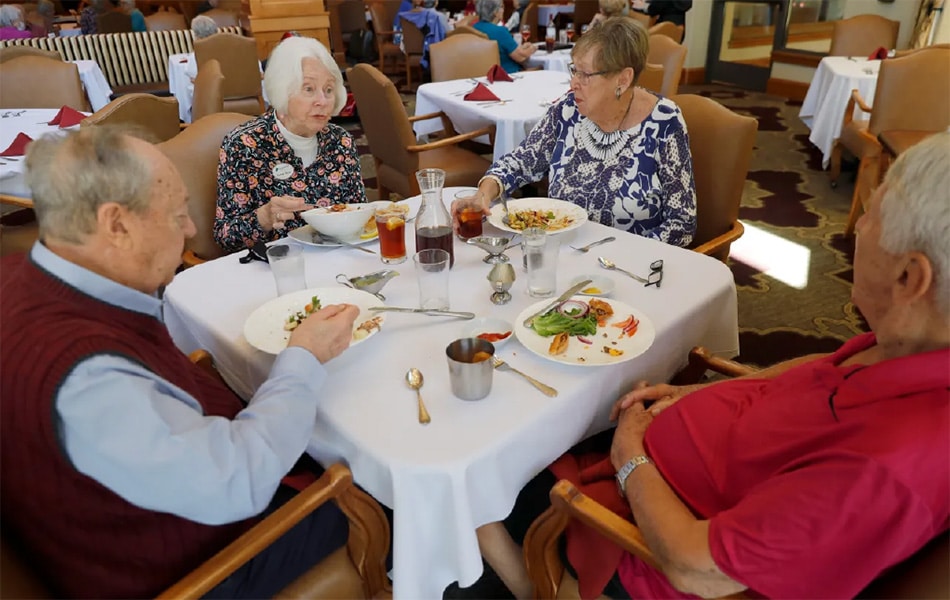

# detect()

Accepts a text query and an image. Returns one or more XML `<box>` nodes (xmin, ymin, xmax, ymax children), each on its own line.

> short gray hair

<box><xmin>879</xmin><ymin>131</ymin><xmax>950</xmax><ymax>316</ymax></box>
<box><xmin>25</xmin><ymin>128</ymin><xmax>153</xmax><ymax>244</ymax></box>
<box><xmin>573</xmin><ymin>16</ymin><xmax>649</xmax><ymax>83</ymax></box>
<box><xmin>263</xmin><ymin>36</ymin><xmax>346</xmax><ymax>116</ymax></box>
<box><xmin>475</xmin><ymin>0</ymin><xmax>502</xmax><ymax>23</ymax></box>
<box><xmin>0</xmin><ymin>5</ymin><xmax>23</xmax><ymax>27</ymax></box>
<box><xmin>191</xmin><ymin>15</ymin><xmax>217</xmax><ymax>39</ymax></box>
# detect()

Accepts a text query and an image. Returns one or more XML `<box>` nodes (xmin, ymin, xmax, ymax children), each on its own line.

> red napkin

<box><xmin>868</xmin><ymin>46</ymin><xmax>888</xmax><ymax>60</ymax></box>
<box><xmin>549</xmin><ymin>452</ymin><xmax>633</xmax><ymax>600</ymax></box>
<box><xmin>178</xmin><ymin>57</ymin><xmax>189</xmax><ymax>63</ymax></box>
<box><xmin>486</xmin><ymin>64</ymin><xmax>513</xmax><ymax>83</ymax></box>
<box><xmin>0</xmin><ymin>132</ymin><xmax>33</xmax><ymax>157</ymax></box>
<box><xmin>47</xmin><ymin>105</ymin><xmax>86</xmax><ymax>128</ymax></box>
<box><xmin>463</xmin><ymin>82</ymin><xmax>500</xmax><ymax>102</ymax></box>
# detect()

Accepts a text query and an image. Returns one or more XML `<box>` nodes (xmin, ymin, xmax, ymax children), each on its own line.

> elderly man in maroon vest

<box><xmin>0</xmin><ymin>127</ymin><xmax>362</xmax><ymax>598</ymax></box>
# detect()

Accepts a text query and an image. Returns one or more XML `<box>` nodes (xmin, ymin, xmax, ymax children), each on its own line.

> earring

<box><xmin>615</xmin><ymin>87</ymin><xmax>622</xmax><ymax>99</ymax></box>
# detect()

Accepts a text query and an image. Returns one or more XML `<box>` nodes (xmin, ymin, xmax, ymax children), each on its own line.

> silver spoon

<box><xmin>571</xmin><ymin>236</ymin><xmax>616</xmax><ymax>253</ymax></box>
<box><xmin>405</xmin><ymin>368</ymin><xmax>432</xmax><ymax>424</ymax></box>
<box><xmin>598</xmin><ymin>256</ymin><xmax>649</xmax><ymax>284</ymax></box>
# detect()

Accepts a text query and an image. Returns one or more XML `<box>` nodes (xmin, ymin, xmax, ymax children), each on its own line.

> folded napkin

<box><xmin>47</xmin><ymin>105</ymin><xmax>86</xmax><ymax>128</ymax></box>
<box><xmin>463</xmin><ymin>82</ymin><xmax>500</xmax><ymax>102</ymax></box>
<box><xmin>0</xmin><ymin>132</ymin><xmax>33</xmax><ymax>157</ymax></box>
<box><xmin>868</xmin><ymin>46</ymin><xmax>889</xmax><ymax>60</ymax></box>
<box><xmin>486</xmin><ymin>64</ymin><xmax>513</xmax><ymax>83</ymax></box>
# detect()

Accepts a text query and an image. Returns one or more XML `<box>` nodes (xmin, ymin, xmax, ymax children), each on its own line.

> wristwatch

<box><xmin>615</xmin><ymin>455</ymin><xmax>653</xmax><ymax>496</ymax></box>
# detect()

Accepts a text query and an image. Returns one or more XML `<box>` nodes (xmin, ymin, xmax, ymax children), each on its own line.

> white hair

<box><xmin>190</xmin><ymin>15</ymin><xmax>217</xmax><ymax>39</ymax></box>
<box><xmin>0</xmin><ymin>4</ymin><xmax>24</xmax><ymax>28</ymax></box>
<box><xmin>475</xmin><ymin>0</ymin><xmax>502</xmax><ymax>23</ymax></box>
<box><xmin>878</xmin><ymin>131</ymin><xmax>950</xmax><ymax>316</ymax></box>
<box><xmin>263</xmin><ymin>36</ymin><xmax>345</xmax><ymax>116</ymax></box>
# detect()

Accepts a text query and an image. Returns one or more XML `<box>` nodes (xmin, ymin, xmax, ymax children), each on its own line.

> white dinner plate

<box><xmin>488</xmin><ymin>197</ymin><xmax>588</xmax><ymax>235</ymax></box>
<box><xmin>287</xmin><ymin>224</ymin><xmax>378</xmax><ymax>248</ymax></box>
<box><xmin>243</xmin><ymin>287</ymin><xmax>384</xmax><ymax>354</ymax></box>
<box><xmin>513</xmin><ymin>296</ymin><xmax>655</xmax><ymax>366</ymax></box>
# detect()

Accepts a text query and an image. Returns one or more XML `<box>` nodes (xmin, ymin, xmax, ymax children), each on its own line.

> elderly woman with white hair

<box><xmin>0</xmin><ymin>4</ymin><xmax>31</xmax><ymax>40</ymax></box>
<box><xmin>214</xmin><ymin>36</ymin><xmax>367</xmax><ymax>253</ymax></box>
<box><xmin>190</xmin><ymin>14</ymin><xmax>217</xmax><ymax>39</ymax></box>
<box><xmin>472</xmin><ymin>0</ymin><xmax>535</xmax><ymax>73</ymax></box>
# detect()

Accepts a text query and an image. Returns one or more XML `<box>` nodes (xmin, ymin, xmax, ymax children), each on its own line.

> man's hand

<box><xmin>609</xmin><ymin>381</ymin><xmax>704</xmax><ymax>421</ymax></box>
<box><xmin>287</xmin><ymin>304</ymin><xmax>359</xmax><ymax>363</ymax></box>
<box><xmin>610</xmin><ymin>402</ymin><xmax>653</xmax><ymax>471</ymax></box>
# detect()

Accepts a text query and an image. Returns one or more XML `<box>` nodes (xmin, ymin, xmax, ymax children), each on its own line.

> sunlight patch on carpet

<box><xmin>730</xmin><ymin>222</ymin><xmax>811</xmax><ymax>289</ymax></box>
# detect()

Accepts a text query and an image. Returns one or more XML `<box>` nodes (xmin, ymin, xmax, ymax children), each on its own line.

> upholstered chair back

<box><xmin>0</xmin><ymin>55</ymin><xmax>89</xmax><ymax>111</ymax></box>
<box><xmin>828</xmin><ymin>14</ymin><xmax>899</xmax><ymax>57</ymax></box>
<box><xmin>194</xmin><ymin>33</ymin><xmax>263</xmax><ymax>116</ymax></box>
<box><xmin>192</xmin><ymin>58</ymin><xmax>225</xmax><ymax>122</ymax></box>
<box><xmin>429</xmin><ymin>33</ymin><xmax>500</xmax><ymax>82</ymax></box>
<box><xmin>80</xmin><ymin>93</ymin><xmax>181</xmax><ymax>142</ymax></box>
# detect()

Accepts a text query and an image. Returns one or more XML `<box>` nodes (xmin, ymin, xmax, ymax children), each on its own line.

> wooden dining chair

<box><xmin>628</xmin><ymin>11</ymin><xmax>653</xmax><ymax>28</ymax></box>
<box><xmin>671</xmin><ymin>94</ymin><xmax>757</xmax><ymax>262</ymax></box>
<box><xmin>400</xmin><ymin>16</ymin><xmax>426</xmax><ymax>90</ymax></box>
<box><xmin>571</xmin><ymin>0</ymin><xmax>598</xmax><ymax>31</ymax></box>
<box><xmin>0</xmin><ymin>55</ymin><xmax>90</xmax><ymax>111</ymax></box>
<box><xmin>191</xmin><ymin>58</ymin><xmax>225</xmax><ymax>123</ymax></box>
<box><xmin>828</xmin><ymin>14</ymin><xmax>899</xmax><ymax>57</ymax></box>
<box><xmin>638</xmin><ymin>34</ymin><xmax>686</xmax><ymax>97</ymax></box>
<box><xmin>367</xmin><ymin>1</ymin><xmax>404</xmax><ymax>76</ymax></box>
<box><xmin>144</xmin><ymin>10</ymin><xmax>186</xmax><ymax>31</ymax></box>
<box><xmin>0</xmin><ymin>349</ymin><xmax>393</xmax><ymax>600</ymax></box>
<box><xmin>347</xmin><ymin>63</ymin><xmax>493</xmax><ymax>200</ymax></box>
<box><xmin>0</xmin><ymin>208</ymin><xmax>39</xmax><ymax>258</ymax></box>
<box><xmin>429</xmin><ymin>33</ymin><xmax>500</xmax><ymax>82</ymax></box>
<box><xmin>0</xmin><ymin>45</ymin><xmax>61</xmax><ymax>63</ymax></box>
<box><xmin>96</xmin><ymin>9</ymin><xmax>133</xmax><ymax>33</ymax></box>
<box><xmin>522</xmin><ymin>2</ymin><xmax>538</xmax><ymax>41</ymax></box>
<box><xmin>157</xmin><ymin>112</ymin><xmax>252</xmax><ymax>267</ymax></box>
<box><xmin>829</xmin><ymin>45</ymin><xmax>950</xmax><ymax>235</ymax></box>
<box><xmin>445</xmin><ymin>24</ymin><xmax>487</xmax><ymax>39</ymax></box>
<box><xmin>647</xmin><ymin>21</ymin><xmax>683</xmax><ymax>43</ymax></box>
<box><xmin>80</xmin><ymin>93</ymin><xmax>181</xmax><ymax>142</ymax></box>
<box><xmin>523</xmin><ymin>346</ymin><xmax>950</xmax><ymax>600</ymax></box>
<box><xmin>193</xmin><ymin>32</ymin><xmax>264</xmax><ymax>116</ymax></box>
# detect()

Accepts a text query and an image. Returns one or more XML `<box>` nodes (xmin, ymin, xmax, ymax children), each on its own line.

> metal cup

<box><xmin>445</xmin><ymin>338</ymin><xmax>495</xmax><ymax>400</ymax></box>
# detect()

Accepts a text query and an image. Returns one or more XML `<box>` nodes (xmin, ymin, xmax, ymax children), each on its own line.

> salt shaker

<box><xmin>487</xmin><ymin>263</ymin><xmax>515</xmax><ymax>305</ymax></box>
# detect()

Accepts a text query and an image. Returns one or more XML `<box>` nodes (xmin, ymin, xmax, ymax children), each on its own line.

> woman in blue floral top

<box><xmin>214</xmin><ymin>36</ymin><xmax>366</xmax><ymax>253</ymax></box>
<box><xmin>452</xmin><ymin>17</ymin><xmax>696</xmax><ymax>247</ymax></box>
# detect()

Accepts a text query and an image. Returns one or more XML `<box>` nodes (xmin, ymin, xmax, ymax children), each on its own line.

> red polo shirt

<box><xmin>619</xmin><ymin>333</ymin><xmax>950</xmax><ymax>598</ymax></box>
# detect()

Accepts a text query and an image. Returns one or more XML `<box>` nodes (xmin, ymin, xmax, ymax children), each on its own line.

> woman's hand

<box><xmin>256</xmin><ymin>195</ymin><xmax>308</xmax><ymax>232</ymax></box>
<box><xmin>609</xmin><ymin>381</ymin><xmax>704</xmax><ymax>422</ymax></box>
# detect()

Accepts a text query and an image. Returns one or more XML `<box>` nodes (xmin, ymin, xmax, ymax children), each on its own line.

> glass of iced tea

<box><xmin>375</xmin><ymin>205</ymin><xmax>408</xmax><ymax>264</ymax></box>
<box><xmin>454</xmin><ymin>190</ymin><xmax>484</xmax><ymax>239</ymax></box>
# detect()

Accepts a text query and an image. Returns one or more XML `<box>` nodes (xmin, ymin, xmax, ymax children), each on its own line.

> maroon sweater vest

<box><xmin>0</xmin><ymin>254</ymin><xmax>258</xmax><ymax>598</ymax></box>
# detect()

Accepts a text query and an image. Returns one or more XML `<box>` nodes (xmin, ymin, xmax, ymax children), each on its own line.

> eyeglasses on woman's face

<box><xmin>567</xmin><ymin>62</ymin><xmax>612</xmax><ymax>85</ymax></box>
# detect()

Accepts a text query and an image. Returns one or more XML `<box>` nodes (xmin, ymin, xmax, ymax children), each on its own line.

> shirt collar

<box><xmin>30</xmin><ymin>241</ymin><xmax>164</xmax><ymax>321</ymax></box>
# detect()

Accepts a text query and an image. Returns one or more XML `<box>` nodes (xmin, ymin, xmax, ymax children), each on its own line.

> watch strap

<box><xmin>615</xmin><ymin>455</ymin><xmax>652</xmax><ymax>496</ymax></box>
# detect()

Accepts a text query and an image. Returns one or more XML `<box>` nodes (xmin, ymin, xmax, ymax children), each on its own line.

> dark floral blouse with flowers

<box><xmin>214</xmin><ymin>111</ymin><xmax>367</xmax><ymax>253</ymax></box>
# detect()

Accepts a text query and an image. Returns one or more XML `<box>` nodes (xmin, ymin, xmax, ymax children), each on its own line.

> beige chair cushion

<box><xmin>0</xmin><ymin>55</ymin><xmax>89</xmax><ymax>111</ymax></box>
<box><xmin>829</xmin><ymin>15</ymin><xmax>899</xmax><ymax>58</ymax></box>
<box><xmin>81</xmin><ymin>93</ymin><xmax>181</xmax><ymax>142</ymax></box>
<box><xmin>194</xmin><ymin>33</ymin><xmax>263</xmax><ymax>116</ymax></box>
<box><xmin>192</xmin><ymin>58</ymin><xmax>225</xmax><ymax>122</ymax></box>
<box><xmin>429</xmin><ymin>34</ymin><xmax>500</xmax><ymax>82</ymax></box>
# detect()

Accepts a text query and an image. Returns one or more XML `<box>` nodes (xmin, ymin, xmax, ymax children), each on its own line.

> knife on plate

<box><xmin>369</xmin><ymin>306</ymin><xmax>476</xmax><ymax>319</ymax></box>
<box><xmin>522</xmin><ymin>279</ymin><xmax>593</xmax><ymax>327</ymax></box>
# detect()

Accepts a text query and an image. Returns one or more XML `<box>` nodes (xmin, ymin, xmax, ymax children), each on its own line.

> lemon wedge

<box><xmin>582</xmin><ymin>287</ymin><xmax>602</xmax><ymax>294</ymax></box>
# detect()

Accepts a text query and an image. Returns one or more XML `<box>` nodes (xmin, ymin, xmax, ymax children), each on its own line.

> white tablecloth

<box><xmin>799</xmin><ymin>56</ymin><xmax>880</xmax><ymax>169</ymax></box>
<box><xmin>414</xmin><ymin>70</ymin><xmax>570</xmax><ymax>162</ymax></box>
<box><xmin>0</xmin><ymin>108</ymin><xmax>85</xmax><ymax>201</ymax></box>
<box><xmin>74</xmin><ymin>59</ymin><xmax>113</xmax><ymax>111</ymax></box>
<box><xmin>525</xmin><ymin>46</ymin><xmax>572</xmax><ymax>72</ymax></box>
<box><xmin>162</xmin><ymin>188</ymin><xmax>740</xmax><ymax>599</ymax></box>
<box><xmin>167</xmin><ymin>52</ymin><xmax>198</xmax><ymax>123</ymax></box>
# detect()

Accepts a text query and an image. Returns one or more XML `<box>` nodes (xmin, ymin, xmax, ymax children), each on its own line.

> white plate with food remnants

<box><xmin>569</xmin><ymin>274</ymin><xmax>615</xmax><ymax>297</ymax></box>
<box><xmin>459</xmin><ymin>317</ymin><xmax>514</xmax><ymax>348</ymax></box>
<box><xmin>488</xmin><ymin>197</ymin><xmax>588</xmax><ymax>235</ymax></box>
<box><xmin>244</xmin><ymin>287</ymin><xmax>384</xmax><ymax>354</ymax></box>
<box><xmin>287</xmin><ymin>224</ymin><xmax>378</xmax><ymax>248</ymax></box>
<box><xmin>513</xmin><ymin>296</ymin><xmax>655</xmax><ymax>366</ymax></box>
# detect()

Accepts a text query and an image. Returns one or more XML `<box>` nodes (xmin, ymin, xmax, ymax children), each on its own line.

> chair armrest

<box><xmin>691</xmin><ymin>221</ymin><xmax>744</xmax><ymax>260</ymax></box>
<box><xmin>407</xmin><ymin>110</ymin><xmax>446</xmax><ymax>124</ymax></box>
<box><xmin>851</xmin><ymin>89</ymin><xmax>873</xmax><ymax>114</ymax></box>
<box><xmin>156</xmin><ymin>464</ymin><xmax>356</xmax><ymax>599</ymax></box>
<box><xmin>407</xmin><ymin>125</ymin><xmax>495</xmax><ymax>152</ymax></box>
<box><xmin>180</xmin><ymin>249</ymin><xmax>207</xmax><ymax>269</ymax></box>
<box><xmin>549</xmin><ymin>480</ymin><xmax>660</xmax><ymax>571</ymax></box>
<box><xmin>0</xmin><ymin>194</ymin><xmax>33</xmax><ymax>210</ymax></box>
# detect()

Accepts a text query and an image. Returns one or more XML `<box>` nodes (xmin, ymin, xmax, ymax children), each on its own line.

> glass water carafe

<box><xmin>414</xmin><ymin>168</ymin><xmax>455</xmax><ymax>268</ymax></box>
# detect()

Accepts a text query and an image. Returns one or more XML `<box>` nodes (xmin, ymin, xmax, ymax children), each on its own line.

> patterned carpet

<box><xmin>338</xmin><ymin>81</ymin><xmax>868</xmax><ymax>373</ymax></box>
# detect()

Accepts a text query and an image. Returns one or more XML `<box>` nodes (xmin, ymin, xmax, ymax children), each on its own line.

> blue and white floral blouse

<box><xmin>214</xmin><ymin>111</ymin><xmax>367</xmax><ymax>253</ymax></box>
<box><xmin>487</xmin><ymin>92</ymin><xmax>697</xmax><ymax>247</ymax></box>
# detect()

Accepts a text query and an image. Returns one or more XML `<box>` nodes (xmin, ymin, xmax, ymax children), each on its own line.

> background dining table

<box><xmin>525</xmin><ymin>45</ymin><xmax>572</xmax><ymax>73</ymax></box>
<box><xmin>162</xmin><ymin>188</ymin><xmax>739</xmax><ymax>599</ymax></box>
<box><xmin>799</xmin><ymin>56</ymin><xmax>881</xmax><ymax>169</ymax></box>
<box><xmin>414</xmin><ymin>70</ymin><xmax>570</xmax><ymax>161</ymax></box>
<box><xmin>0</xmin><ymin>108</ymin><xmax>87</xmax><ymax>202</ymax></box>
<box><xmin>73</xmin><ymin>59</ymin><xmax>113</xmax><ymax>112</ymax></box>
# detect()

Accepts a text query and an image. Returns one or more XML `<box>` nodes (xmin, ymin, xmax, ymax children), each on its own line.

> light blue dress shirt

<box><xmin>32</xmin><ymin>243</ymin><xmax>327</xmax><ymax>526</ymax></box>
